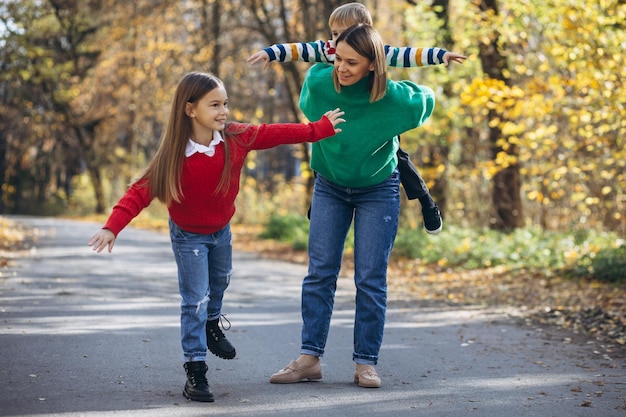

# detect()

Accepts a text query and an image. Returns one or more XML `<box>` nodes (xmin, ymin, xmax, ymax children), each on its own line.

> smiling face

<box><xmin>333</xmin><ymin>41</ymin><xmax>374</xmax><ymax>87</ymax></box>
<box><xmin>185</xmin><ymin>86</ymin><xmax>229</xmax><ymax>143</ymax></box>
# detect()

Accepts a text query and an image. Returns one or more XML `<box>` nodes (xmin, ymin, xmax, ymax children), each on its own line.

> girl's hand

<box><xmin>442</xmin><ymin>51</ymin><xmax>467</xmax><ymax>66</ymax></box>
<box><xmin>323</xmin><ymin>108</ymin><xmax>346</xmax><ymax>134</ymax></box>
<box><xmin>247</xmin><ymin>51</ymin><xmax>271</xmax><ymax>69</ymax></box>
<box><xmin>88</xmin><ymin>229</ymin><xmax>116</xmax><ymax>253</ymax></box>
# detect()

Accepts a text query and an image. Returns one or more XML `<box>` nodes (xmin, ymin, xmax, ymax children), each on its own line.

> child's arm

<box><xmin>247</xmin><ymin>41</ymin><xmax>466</xmax><ymax>69</ymax></box>
<box><xmin>247</xmin><ymin>40</ymin><xmax>333</xmax><ymax>68</ymax></box>
<box><xmin>245</xmin><ymin>108</ymin><xmax>345</xmax><ymax>150</ymax></box>
<box><xmin>88</xmin><ymin>179</ymin><xmax>153</xmax><ymax>253</ymax></box>
<box><xmin>88</xmin><ymin>229</ymin><xmax>116</xmax><ymax>253</ymax></box>
<box><xmin>385</xmin><ymin>46</ymin><xmax>467</xmax><ymax>67</ymax></box>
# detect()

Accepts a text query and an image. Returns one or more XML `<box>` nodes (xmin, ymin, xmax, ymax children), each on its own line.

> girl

<box><xmin>88</xmin><ymin>72</ymin><xmax>344</xmax><ymax>402</ymax></box>
<box><xmin>269</xmin><ymin>24</ymin><xmax>434</xmax><ymax>388</ymax></box>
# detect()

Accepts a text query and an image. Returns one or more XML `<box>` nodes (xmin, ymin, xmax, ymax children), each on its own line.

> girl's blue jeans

<box><xmin>301</xmin><ymin>170</ymin><xmax>400</xmax><ymax>365</ymax></box>
<box><xmin>169</xmin><ymin>219</ymin><xmax>232</xmax><ymax>362</ymax></box>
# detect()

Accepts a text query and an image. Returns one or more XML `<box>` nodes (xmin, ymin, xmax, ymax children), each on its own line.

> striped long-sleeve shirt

<box><xmin>262</xmin><ymin>39</ymin><xmax>448</xmax><ymax>67</ymax></box>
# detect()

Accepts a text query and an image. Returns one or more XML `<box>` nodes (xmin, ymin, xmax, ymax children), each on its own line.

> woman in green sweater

<box><xmin>269</xmin><ymin>24</ymin><xmax>435</xmax><ymax>388</ymax></box>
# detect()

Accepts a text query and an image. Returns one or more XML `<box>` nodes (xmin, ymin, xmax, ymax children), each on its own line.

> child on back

<box><xmin>247</xmin><ymin>2</ymin><xmax>466</xmax><ymax>234</ymax></box>
<box><xmin>88</xmin><ymin>72</ymin><xmax>344</xmax><ymax>403</ymax></box>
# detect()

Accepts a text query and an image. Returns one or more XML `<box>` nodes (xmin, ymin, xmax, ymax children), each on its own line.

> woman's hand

<box><xmin>323</xmin><ymin>108</ymin><xmax>346</xmax><ymax>134</ymax></box>
<box><xmin>247</xmin><ymin>50</ymin><xmax>271</xmax><ymax>69</ymax></box>
<box><xmin>442</xmin><ymin>51</ymin><xmax>467</xmax><ymax>66</ymax></box>
<box><xmin>88</xmin><ymin>228</ymin><xmax>116</xmax><ymax>253</ymax></box>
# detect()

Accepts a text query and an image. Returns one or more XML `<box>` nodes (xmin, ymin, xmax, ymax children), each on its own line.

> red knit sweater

<box><xmin>104</xmin><ymin>117</ymin><xmax>335</xmax><ymax>236</ymax></box>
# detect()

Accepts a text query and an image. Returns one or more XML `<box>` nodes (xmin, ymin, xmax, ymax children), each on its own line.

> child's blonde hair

<box><xmin>328</xmin><ymin>2</ymin><xmax>373</xmax><ymax>28</ymax></box>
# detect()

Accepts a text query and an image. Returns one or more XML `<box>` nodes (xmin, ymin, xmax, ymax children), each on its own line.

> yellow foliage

<box><xmin>232</xmin><ymin>109</ymin><xmax>244</xmax><ymax>121</ymax></box>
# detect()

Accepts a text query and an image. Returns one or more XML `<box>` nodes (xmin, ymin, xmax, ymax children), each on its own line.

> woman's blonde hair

<box><xmin>138</xmin><ymin>72</ymin><xmax>242</xmax><ymax>205</ymax></box>
<box><xmin>328</xmin><ymin>2</ymin><xmax>372</xmax><ymax>28</ymax></box>
<box><xmin>332</xmin><ymin>24</ymin><xmax>387</xmax><ymax>102</ymax></box>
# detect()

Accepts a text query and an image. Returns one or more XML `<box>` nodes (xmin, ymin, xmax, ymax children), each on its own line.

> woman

<box><xmin>269</xmin><ymin>24</ymin><xmax>435</xmax><ymax>388</ymax></box>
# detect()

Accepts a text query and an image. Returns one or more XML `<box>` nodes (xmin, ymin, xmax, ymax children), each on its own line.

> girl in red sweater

<box><xmin>88</xmin><ymin>72</ymin><xmax>344</xmax><ymax>402</ymax></box>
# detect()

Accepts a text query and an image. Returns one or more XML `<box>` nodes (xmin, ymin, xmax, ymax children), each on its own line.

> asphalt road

<box><xmin>1</xmin><ymin>216</ymin><xmax>624</xmax><ymax>417</ymax></box>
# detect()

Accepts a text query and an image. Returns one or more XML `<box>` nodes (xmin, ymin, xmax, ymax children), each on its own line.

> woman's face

<box><xmin>334</xmin><ymin>41</ymin><xmax>374</xmax><ymax>86</ymax></box>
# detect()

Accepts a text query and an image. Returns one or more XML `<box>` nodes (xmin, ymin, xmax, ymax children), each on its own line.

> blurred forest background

<box><xmin>1</xmin><ymin>0</ymin><xmax>625</xmax><ymax>276</ymax></box>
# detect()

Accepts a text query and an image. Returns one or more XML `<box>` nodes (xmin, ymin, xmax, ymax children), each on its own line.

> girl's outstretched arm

<box><xmin>88</xmin><ymin>228</ymin><xmax>116</xmax><ymax>253</ymax></box>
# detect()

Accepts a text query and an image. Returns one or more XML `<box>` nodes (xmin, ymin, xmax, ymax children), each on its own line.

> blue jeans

<box><xmin>301</xmin><ymin>170</ymin><xmax>400</xmax><ymax>365</ymax></box>
<box><xmin>169</xmin><ymin>219</ymin><xmax>232</xmax><ymax>362</ymax></box>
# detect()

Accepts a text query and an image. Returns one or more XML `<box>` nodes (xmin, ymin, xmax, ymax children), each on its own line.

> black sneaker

<box><xmin>206</xmin><ymin>316</ymin><xmax>236</xmax><ymax>360</ymax></box>
<box><xmin>423</xmin><ymin>205</ymin><xmax>442</xmax><ymax>235</ymax></box>
<box><xmin>183</xmin><ymin>361</ymin><xmax>214</xmax><ymax>402</ymax></box>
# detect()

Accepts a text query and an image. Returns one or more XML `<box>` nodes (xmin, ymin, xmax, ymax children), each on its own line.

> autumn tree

<box><xmin>0</xmin><ymin>0</ymin><xmax>106</xmax><ymax>213</ymax></box>
<box><xmin>460</xmin><ymin>0</ymin><xmax>625</xmax><ymax>233</ymax></box>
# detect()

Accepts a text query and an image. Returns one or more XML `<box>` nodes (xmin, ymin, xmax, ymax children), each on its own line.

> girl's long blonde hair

<box><xmin>138</xmin><ymin>72</ymin><xmax>244</xmax><ymax>205</ymax></box>
<box><xmin>332</xmin><ymin>24</ymin><xmax>387</xmax><ymax>102</ymax></box>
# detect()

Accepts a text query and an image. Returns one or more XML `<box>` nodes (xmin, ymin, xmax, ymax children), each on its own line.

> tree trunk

<box><xmin>74</xmin><ymin>123</ymin><xmax>106</xmax><ymax>214</ymax></box>
<box><xmin>210</xmin><ymin>0</ymin><xmax>221</xmax><ymax>76</ymax></box>
<box><xmin>427</xmin><ymin>0</ymin><xmax>453</xmax><ymax>218</ymax></box>
<box><xmin>87</xmin><ymin>165</ymin><xmax>106</xmax><ymax>215</ymax></box>
<box><xmin>478</xmin><ymin>0</ymin><xmax>523</xmax><ymax>230</ymax></box>
<box><xmin>0</xmin><ymin>131</ymin><xmax>6</xmax><ymax>213</ymax></box>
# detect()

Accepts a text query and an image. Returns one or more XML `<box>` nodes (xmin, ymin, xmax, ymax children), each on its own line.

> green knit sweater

<box><xmin>300</xmin><ymin>63</ymin><xmax>435</xmax><ymax>188</ymax></box>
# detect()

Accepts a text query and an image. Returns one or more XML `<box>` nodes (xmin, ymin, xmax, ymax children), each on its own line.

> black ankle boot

<box><xmin>206</xmin><ymin>316</ymin><xmax>236</xmax><ymax>359</ymax></box>
<box><xmin>183</xmin><ymin>361</ymin><xmax>214</xmax><ymax>402</ymax></box>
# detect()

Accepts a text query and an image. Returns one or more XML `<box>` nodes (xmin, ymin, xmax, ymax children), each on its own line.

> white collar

<box><xmin>185</xmin><ymin>131</ymin><xmax>224</xmax><ymax>157</ymax></box>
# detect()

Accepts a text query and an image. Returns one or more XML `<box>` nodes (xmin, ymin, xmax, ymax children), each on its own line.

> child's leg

<box><xmin>396</xmin><ymin>147</ymin><xmax>432</xmax><ymax>204</ymax></box>
<box><xmin>205</xmin><ymin>225</ymin><xmax>236</xmax><ymax>360</ymax></box>
<box><xmin>169</xmin><ymin>219</ymin><xmax>214</xmax><ymax>401</ymax></box>
<box><xmin>396</xmin><ymin>147</ymin><xmax>443</xmax><ymax>234</ymax></box>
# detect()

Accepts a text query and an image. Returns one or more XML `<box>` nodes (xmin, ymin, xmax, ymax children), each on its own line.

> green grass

<box><xmin>258</xmin><ymin>213</ymin><xmax>311</xmax><ymax>251</ymax></box>
<box><xmin>260</xmin><ymin>214</ymin><xmax>625</xmax><ymax>283</ymax></box>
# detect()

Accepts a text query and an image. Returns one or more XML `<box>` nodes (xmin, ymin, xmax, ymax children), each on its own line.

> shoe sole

<box><xmin>424</xmin><ymin>225</ymin><xmax>442</xmax><ymax>235</ymax></box>
<box><xmin>270</xmin><ymin>373</ymin><xmax>322</xmax><ymax>384</ymax></box>
<box><xmin>424</xmin><ymin>220</ymin><xmax>443</xmax><ymax>235</ymax></box>
<box><xmin>208</xmin><ymin>348</ymin><xmax>236</xmax><ymax>360</ymax></box>
<box><xmin>356</xmin><ymin>381</ymin><xmax>381</xmax><ymax>388</ymax></box>
<box><xmin>269</xmin><ymin>367</ymin><xmax>323</xmax><ymax>383</ymax></box>
<box><xmin>183</xmin><ymin>390</ymin><xmax>215</xmax><ymax>402</ymax></box>
<box><xmin>353</xmin><ymin>375</ymin><xmax>381</xmax><ymax>388</ymax></box>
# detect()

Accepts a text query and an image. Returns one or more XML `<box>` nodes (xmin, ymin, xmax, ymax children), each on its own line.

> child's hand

<box><xmin>443</xmin><ymin>51</ymin><xmax>467</xmax><ymax>66</ymax></box>
<box><xmin>323</xmin><ymin>108</ymin><xmax>346</xmax><ymax>134</ymax></box>
<box><xmin>247</xmin><ymin>51</ymin><xmax>271</xmax><ymax>69</ymax></box>
<box><xmin>88</xmin><ymin>229</ymin><xmax>116</xmax><ymax>253</ymax></box>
